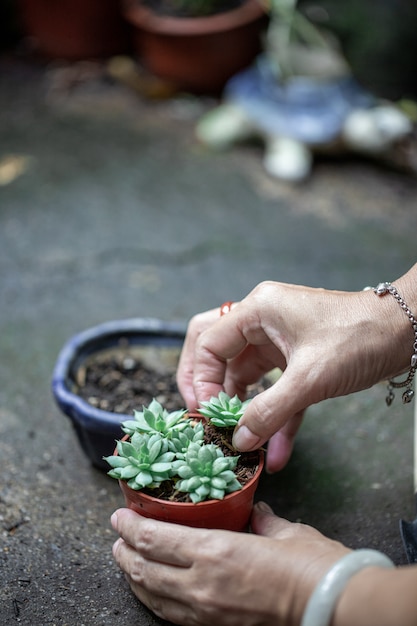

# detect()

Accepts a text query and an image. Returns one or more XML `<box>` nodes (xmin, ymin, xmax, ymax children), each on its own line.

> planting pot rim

<box><xmin>51</xmin><ymin>317</ymin><xmax>186</xmax><ymax>432</ymax></box>
<box><xmin>122</xmin><ymin>0</ymin><xmax>266</xmax><ymax>36</ymax></box>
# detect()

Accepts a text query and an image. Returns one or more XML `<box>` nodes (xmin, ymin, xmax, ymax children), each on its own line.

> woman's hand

<box><xmin>111</xmin><ymin>503</ymin><xmax>349</xmax><ymax>626</ymax></box>
<box><xmin>177</xmin><ymin>280</ymin><xmax>411</xmax><ymax>472</ymax></box>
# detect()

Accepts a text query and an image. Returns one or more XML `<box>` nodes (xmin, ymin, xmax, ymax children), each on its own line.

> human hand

<box><xmin>177</xmin><ymin>281</ymin><xmax>406</xmax><ymax>472</ymax></box>
<box><xmin>111</xmin><ymin>503</ymin><xmax>349</xmax><ymax>626</ymax></box>
<box><xmin>177</xmin><ymin>301</ymin><xmax>305</xmax><ymax>472</ymax></box>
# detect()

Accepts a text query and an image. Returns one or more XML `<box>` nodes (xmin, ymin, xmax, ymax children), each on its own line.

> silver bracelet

<box><xmin>366</xmin><ymin>282</ymin><xmax>417</xmax><ymax>405</ymax></box>
<box><xmin>301</xmin><ymin>549</ymin><xmax>395</xmax><ymax>626</ymax></box>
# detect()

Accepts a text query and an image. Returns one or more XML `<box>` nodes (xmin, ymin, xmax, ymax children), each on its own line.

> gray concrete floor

<box><xmin>1</xmin><ymin>56</ymin><xmax>417</xmax><ymax>625</ymax></box>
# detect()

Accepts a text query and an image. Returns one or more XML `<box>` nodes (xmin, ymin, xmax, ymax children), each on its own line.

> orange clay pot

<box><xmin>117</xmin><ymin>437</ymin><xmax>264</xmax><ymax>531</ymax></box>
<box><xmin>18</xmin><ymin>0</ymin><xmax>129</xmax><ymax>61</ymax></box>
<box><xmin>121</xmin><ymin>0</ymin><xmax>267</xmax><ymax>94</ymax></box>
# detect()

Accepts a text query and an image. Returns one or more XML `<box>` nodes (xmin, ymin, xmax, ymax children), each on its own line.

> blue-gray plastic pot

<box><xmin>51</xmin><ymin>318</ymin><xmax>186</xmax><ymax>470</ymax></box>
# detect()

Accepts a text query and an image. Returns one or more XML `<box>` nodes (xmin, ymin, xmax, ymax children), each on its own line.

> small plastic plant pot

<box><xmin>51</xmin><ymin>318</ymin><xmax>186</xmax><ymax>470</ymax></box>
<box><xmin>118</xmin><ymin>443</ymin><xmax>265</xmax><ymax>531</ymax></box>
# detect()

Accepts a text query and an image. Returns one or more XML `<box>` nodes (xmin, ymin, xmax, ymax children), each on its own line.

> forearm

<box><xmin>332</xmin><ymin>565</ymin><xmax>417</xmax><ymax>626</ymax></box>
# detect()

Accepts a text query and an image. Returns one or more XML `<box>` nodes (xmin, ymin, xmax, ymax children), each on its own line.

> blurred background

<box><xmin>1</xmin><ymin>2</ymin><xmax>417</xmax><ymax>625</ymax></box>
<box><xmin>1</xmin><ymin>0</ymin><xmax>417</xmax><ymax>98</ymax></box>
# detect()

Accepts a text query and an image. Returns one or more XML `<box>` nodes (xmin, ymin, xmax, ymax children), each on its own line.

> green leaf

<box><xmin>225</xmin><ymin>478</ymin><xmax>242</xmax><ymax>493</ymax></box>
<box><xmin>212</xmin><ymin>456</ymin><xmax>238</xmax><ymax>474</ymax></box>
<box><xmin>157</xmin><ymin>451</ymin><xmax>176</xmax><ymax>463</ymax></box>
<box><xmin>107</xmin><ymin>468</ymin><xmax>122</xmax><ymax>479</ymax></box>
<box><xmin>209</xmin><ymin>487</ymin><xmax>225</xmax><ymax>500</ymax></box>
<box><xmin>103</xmin><ymin>455</ymin><xmax>128</xmax><ymax>469</ymax></box>
<box><xmin>211</xmin><ymin>477</ymin><xmax>227</xmax><ymax>490</ymax></box>
<box><xmin>195</xmin><ymin>484</ymin><xmax>210</xmax><ymax>498</ymax></box>
<box><xmin>121</xmin><ymin>419</ymin><xmax>143</xmax><ymax>434</ymax></box>
<box><xmin>143</xmin><ymin>406</ymin><xmax>157</xmax><ymax>430</ymax></box>
<box><xmin>219</xmin><ymin>469</ymin><xmax>238</xmax><ymax>483</ymax></box>
<box><xmin>178</xmin><ymin>465</ymin><xmax>193</xmax><ymax>479</ymax></box>
<box><xmin>150</xmin><ymin>462</ymin><xmax>173</xmax><ymax>473</ymax></box>
<box><xmin>117</xmin><ymin>440</ymin><xmax>137</xmax><ymax>457</ymax></box>
<box><xmin>120</xmin><ymin>466</ymin><xmax>139</xmax><ymax>479</ymax></box>
<box><xmin>198</xmin><ymin>445</ymin><xmax>217</xmax><ymax>465</ymax></box>
<box><xmin>135</xmin><ymin>471</ymin><xmax>153</xmax><ymax>487</ymax></box>
<box><xmin>148</xmin><ymin>437</ymin><xmax>163</xmax><ymax>462</ymax></box>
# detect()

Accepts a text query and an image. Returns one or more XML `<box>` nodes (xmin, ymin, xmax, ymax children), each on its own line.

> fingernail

<box><xmin>255</xmin><ymin>501</ymin><xmax>273</xmax><ymax>514</ymax></box>
<box><xmin>110</xmin><ymin>512</ymin><xmax>118</xmax><ymax>530</ymax></box>
<box><xmin>232</xmin><ymin>425</ymin><xmax>261</xmax><ymax>451</ymax></box>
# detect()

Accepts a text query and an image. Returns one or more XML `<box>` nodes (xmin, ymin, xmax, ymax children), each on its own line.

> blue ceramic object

<box><xmin>225</xmin><ymin>56</ymin><xmax>375</xmax><ymax>144</ymax></box>
<box><xmin>52</xmin><ymin>318</ymin><xmax>186</xmax><ymax>470</ymax></box>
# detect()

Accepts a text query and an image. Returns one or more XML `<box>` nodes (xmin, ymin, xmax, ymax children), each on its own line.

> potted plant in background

<box><xmin>52</xmin><ymin>318</ymin><xmax>186</xmax><ymax>470</ymax></box>
<box><xmin>17</xmin><ymin>0</ymin><xmax>130</xmax><ymax>61</ymax></box>
<box><xmin>121</xmin><ymin>0</ymin><xmax>268</xmax><ymax>94</ymax></box>
<box><xmin>105</xmin><ymin>392</ymin><xmax>264</xmax><ymax>530</ymax></box>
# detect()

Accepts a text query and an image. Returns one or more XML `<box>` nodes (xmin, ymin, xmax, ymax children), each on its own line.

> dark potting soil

<box><xmin>74</xmin><ymin>350</ymin><xmax>270</xmax><ymax>417</ymax></box>
<box><xmin>74</xmin><ymin>352</ymin><xmax>184</xmax><ymax>414</ymax></box>
<box><xmin>142</xmin><ymin>0</ymin><xmax>244</xmax><ymax>18</ymax></box>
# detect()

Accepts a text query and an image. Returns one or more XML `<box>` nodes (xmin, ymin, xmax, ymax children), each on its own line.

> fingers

<box><xmin>192</xmin><ymin>310</ymin><xmax>249</xmax><ymax>403</ymax></box>
<box><xmin>232</xmin><ymin>370</ymin><xmax>310</xmax><ymax>452</ymax></box>
<box><xmin>125</xmin><ymin>573</ymin><xmax>195</xmax><ymax>626</ymax></box>
<box><xmin>250</xmin><ymin>501</ymin><xmax>295</xmax><ymax>537</ymax></box>
<box><xmin>176</xmin><ymin>308</ymin><xmax>221</xmax><ymax>409</ymax></box>
<box><xmin>112</xmin><ymin>535</ymin><xmax>198</xmax><ymax>626</ymax></box>
<box><xmin>265</xmin><ymin>410</ymin><xmax>305</xmax><ymax>473</ymax></box>
<box><xmin>111</xmin><ymin>509</ymin><xmax>195</xmax><ymax>567</ymax></box>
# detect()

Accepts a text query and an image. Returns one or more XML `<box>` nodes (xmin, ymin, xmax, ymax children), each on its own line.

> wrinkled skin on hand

<box><xmin>111</xmin><ymin>503</ymin><xmax>349</xmax><ymax>626</ymax></box>
<box><xmin>176</xmin><ymin>279</ymin><xmax>412</xmax><ymax>472</ymax></box>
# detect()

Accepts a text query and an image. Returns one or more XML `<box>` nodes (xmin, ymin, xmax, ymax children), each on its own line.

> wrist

<box><xmin>361</xmin><ymin>282</ymin><xmax>415</xmax><ymax>382</ymax></box>
<box><xmin>332</xmin><ymin>564</ymin><xmax>417</xmax><ymax>626</ymax></box>
<box><xmin>301</xmin><ymin>550</ymin><xmax>394</xmax><ymax>626</ymax></box>
<box><xmin>363</xmin><ymin>269</ymin><xmax>417</xmax><ymax>404</ymax></box>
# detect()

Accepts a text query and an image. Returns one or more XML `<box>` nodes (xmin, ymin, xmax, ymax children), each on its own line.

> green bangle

<box><xmin>301</xmin><ymin>549</ymin><xmax>394</xmax><ymax>626</ymax></box>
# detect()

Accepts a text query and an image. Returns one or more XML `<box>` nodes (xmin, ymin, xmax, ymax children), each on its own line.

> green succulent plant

<box><xmin>121</xmin><ymin>398</ymin><xmax>188</xmax><ymax>437</ymax></box>
<box><xmin>198</xmin><ymin>391</ymin><xmax>251</xmax><ymax>428</ymax></box>
<box><xmin>104</xmin><ymin>431</ymin><xmax>176</xmax><ymax>490</ymax></box>
<box><xmin>105</xmin><ymin>394</ymin><xmax>260</xmax><ymax>503</ymax></box>
<box><xmin>172</xmin><ymin>442</ymin><xmax>241</xmax><ymax>503</ymax></box>
<box><xmin>167</xmin><ymin>420</ymin><xmax>205</xmax><ymax>457</ymax></box>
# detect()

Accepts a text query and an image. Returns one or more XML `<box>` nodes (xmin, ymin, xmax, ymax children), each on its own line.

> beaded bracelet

<box><xmin>365</xmin><ymin>282</ymin><xmax>417</xmax><ymax>405</ymax></box>
<box><xmin>301</xmin><ymin>549</ymin><xmax>395</xmax><ymax>626</ymax></box>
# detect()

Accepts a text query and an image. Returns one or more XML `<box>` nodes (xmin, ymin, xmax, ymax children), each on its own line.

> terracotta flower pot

<box><xmin>118</xmin><ymin>440</ymin><xmax>264</xmax><ymax>531</ymax></box>
<box><xmin>18</xmin><ymin>0</ymin><xmax>130</xmax><ymax>60</ymax></box>
<box><xmin>51</xmin><ymin>318</ymin><xmax>186</xmax><ymax>469</ymax></box>
<box><xmin>122</xmin><ymin>0</ymin><xmax>267</xmax><ymax>94</ymax></box>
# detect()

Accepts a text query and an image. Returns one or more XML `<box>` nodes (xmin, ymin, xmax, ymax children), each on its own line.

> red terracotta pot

<box><xmin>117</xmin><ymin>443</ymin><xmax>264</xmax><ymax>531</ymax></box>
<box><xmin>121</xmin><ymin>0</ymin><xmax>267</xmax><ymax>94</ymax></box>
<box><xmin>18</xmin><ymin>0</ymin><xmax>130</xmax><ymax>60</ymax></box>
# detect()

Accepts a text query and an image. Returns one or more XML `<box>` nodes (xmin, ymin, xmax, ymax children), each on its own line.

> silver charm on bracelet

<box><xmin>371</xmin><ymin>282</ymin><xmax>417</xmax><ymax>406</ymax></box>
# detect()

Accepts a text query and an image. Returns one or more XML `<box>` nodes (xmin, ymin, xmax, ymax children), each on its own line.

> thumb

<box><xmin>266</xmin><ymin>410</ymin><xmax>305</xmax><ymax>473</ymax></box>
<box><xmin>232</xmin><ymin>370</ymin><xmax>309</xmax><ymax>451</ymax></box>
<box><xmin>250</xmin><ymin>501</ymin><xmax>293</xmax><ymax>537</ymax></box>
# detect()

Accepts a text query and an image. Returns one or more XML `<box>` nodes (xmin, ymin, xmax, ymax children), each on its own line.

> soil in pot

<box><xmin>74</xmin><ymin>343</ymin><xmax>273</xmax><ymax>417</ymax></box>
<box><xmin>74</xmin><ymin>344</ymin><xmax>184</xmax><ymax>414</ymax></box>
<box><xmin>143</xmin><ymin>0</ymin><xmax>245</xmax><ymax>18</ymax></box>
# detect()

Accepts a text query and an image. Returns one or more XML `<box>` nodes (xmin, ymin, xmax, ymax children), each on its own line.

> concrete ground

<box><xmin>1</xmin><ymin>56</ymin><xmax>417</xmax><ymax>625</ymax></box>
